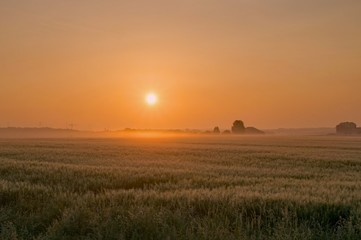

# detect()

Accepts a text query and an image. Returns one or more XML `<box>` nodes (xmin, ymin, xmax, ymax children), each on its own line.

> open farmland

<box><xmin>1</xmin><ymin>135</ymin><xmax>361</xmax><ymax>239</ymax></box>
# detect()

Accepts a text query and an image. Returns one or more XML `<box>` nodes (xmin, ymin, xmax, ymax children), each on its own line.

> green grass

<box><xmin>1</xmin><ymin>135</ymin><xmax>361</xmax><ymax>239</ymax></box>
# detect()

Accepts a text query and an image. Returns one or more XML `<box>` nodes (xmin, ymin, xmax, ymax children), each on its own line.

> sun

<box><xmin>145</xmin><ymin>92</ymin><xmax>158</xmax><ymax>106</ymax></box>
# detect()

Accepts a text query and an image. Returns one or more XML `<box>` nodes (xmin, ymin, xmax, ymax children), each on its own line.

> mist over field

<box><xmin>1</xmin><ymin>135</ymin><xmax>361</xmax><ymax>239</ymax></box>
<box><xmin>0</xmin><ymin>126</ymin><xmax>336</xmax><ymax>139</ymax></box>
<box><xmin>1</xmin><ymin>0</ymin><xmax>361</xmax><ymax>239</ymax></box>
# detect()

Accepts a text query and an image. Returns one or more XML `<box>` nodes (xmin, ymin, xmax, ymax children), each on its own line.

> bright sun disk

<box><xmin>145</xmin><ymin>93</ymin><xmax>158</xmax><ymax>106</ymax></box>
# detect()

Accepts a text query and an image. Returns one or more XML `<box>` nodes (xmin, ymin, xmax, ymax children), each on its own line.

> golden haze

<box><xmin>1</xmin><ymin>1</ymin><xmax>361</xmax><ymax>130</ymax></box>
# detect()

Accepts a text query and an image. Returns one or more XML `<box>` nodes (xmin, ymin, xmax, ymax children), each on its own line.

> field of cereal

<box><xmin>1</xmin><ymin>135</ymin><xmax>361</xmax><ymax>239</ymax></box>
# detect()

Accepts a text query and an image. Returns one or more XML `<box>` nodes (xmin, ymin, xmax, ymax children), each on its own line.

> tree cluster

<box><xmin>212</xmin><ymin>120</ymin><xmax>264</xmax><ymax>135</ymax></box>
<box><xmin>336</xmin><ymin>122</ymin><xmax>361</xmax><ymax>135</ymax></box>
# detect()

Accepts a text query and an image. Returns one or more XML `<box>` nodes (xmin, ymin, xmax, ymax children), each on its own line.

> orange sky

<box><xmin>1</xmin><ymin>1</ymin><xmax>361</xmax><ymax>130</ymax></box>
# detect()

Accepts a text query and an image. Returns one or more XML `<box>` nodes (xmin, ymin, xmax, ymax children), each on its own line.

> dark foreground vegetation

<box><xmin>1</xmin><ymin>136</ymin><xmax>361</xmax><ymax>239</ymax></box>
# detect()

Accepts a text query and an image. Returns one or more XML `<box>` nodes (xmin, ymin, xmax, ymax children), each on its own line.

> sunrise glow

<box><xmin>145</xmin><ymin>93</ymin><xmax>158</xmax><ymax>106</ymax></box>
<box><xmin>2</xmin><ymin>2</ymin><xmax>361</xmax><ymax>238</ymax></box>
<box><xmin>1</xmin><ymin>1</ymin><xmax>361</xmax><ymax>130</ymax></box>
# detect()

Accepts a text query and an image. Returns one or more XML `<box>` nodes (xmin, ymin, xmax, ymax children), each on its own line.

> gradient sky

<box><xmin>1</xmin><ymin>0</ymin><xmax>361</xmax><ymax>130</ymax></box>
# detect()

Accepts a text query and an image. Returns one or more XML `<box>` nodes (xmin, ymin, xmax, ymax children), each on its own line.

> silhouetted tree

<box><xmin>336</xmin><ymin>122</ymin><xmax>358</xmax><ymax>135</ymax></box>
<box><xmin>213</xmin><ymin>126</ymin><xmax>220</xmax><ymax>134</ymax></box>
<box><xmin>232</xmin><ymin>120</ymin><xmax>245</xmax><ymax>134</ymax></box>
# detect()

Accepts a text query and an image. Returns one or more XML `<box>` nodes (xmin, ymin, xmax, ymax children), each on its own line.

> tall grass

<box><xmin>1</xmin><ymin>136</ymin><xmax>361</xmax><ymax>239</ymax></box>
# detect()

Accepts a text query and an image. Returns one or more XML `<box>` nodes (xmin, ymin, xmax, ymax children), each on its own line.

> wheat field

<box><xmin>1</xmin><ymin>135</ymin><xmax>361</xmax><ymax>239</ymax></box>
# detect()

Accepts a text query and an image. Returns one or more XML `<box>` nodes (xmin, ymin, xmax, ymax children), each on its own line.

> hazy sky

<box><xmin>1</xmin><ymin>0</ymin><xmax>361</xmax><ymax>130</ymax></box>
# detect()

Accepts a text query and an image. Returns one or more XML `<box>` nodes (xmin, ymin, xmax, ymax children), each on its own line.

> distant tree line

<box><xmin>213</xmin><ymin>120</ymin><xmax>264</xmax><ymax>135</ymax></box>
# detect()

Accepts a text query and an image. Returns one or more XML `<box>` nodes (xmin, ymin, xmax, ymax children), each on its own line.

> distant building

<box><xmin>245</xmin><ymin>127</ymin><xmax>265</xmax><ymax>135</ymax></box>
<box><xmin>336</xmin><ymin>122</ymin><xmax>361</xmax><ymax>135</ymax></box>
